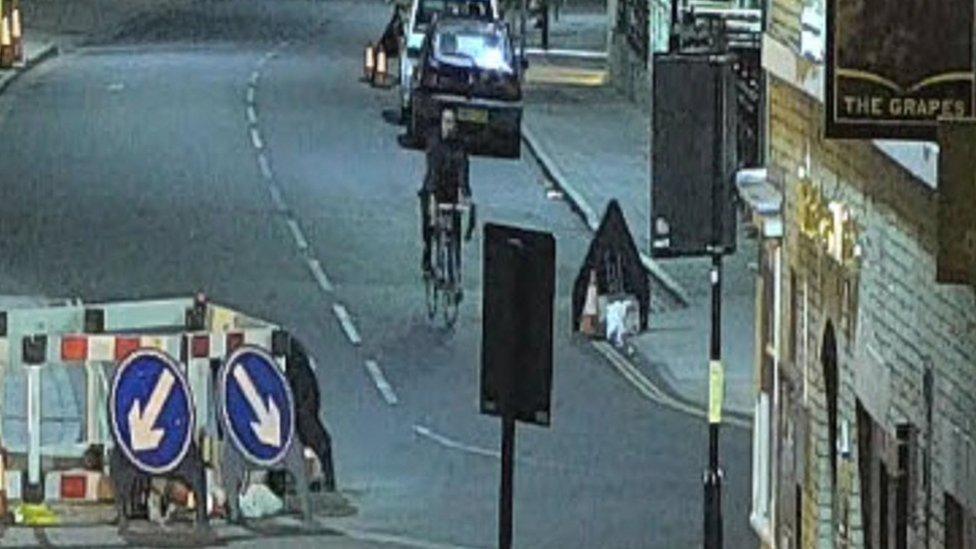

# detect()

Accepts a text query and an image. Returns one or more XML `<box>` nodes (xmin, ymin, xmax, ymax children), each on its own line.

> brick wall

<box><xmin>770</xmin><ymin>74</ymin><xmax>976</xmax><ymax>547</ymax></box>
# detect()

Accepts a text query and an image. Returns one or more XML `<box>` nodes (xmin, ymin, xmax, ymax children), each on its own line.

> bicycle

<box><xmin>425</xmin><ymin>201</ymin><xmax>469</xmax><ymax>327</ymax></box>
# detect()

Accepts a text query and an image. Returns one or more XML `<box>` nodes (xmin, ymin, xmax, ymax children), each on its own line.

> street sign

<box><xmin>219</xmin><ymin>346</ymin><xmax>295</xmax><ymax>467</ymax></box>
<box><xmin>825</xmin><ymin>0</ymin><xmax>974</xmax><ymax>139</ymax></box>
<box><xmin>109</xmin><ymin>349</ymin><xmax>195</xmax><ymax>475</ymax></box>
<box><xmin>480</xmin><ymin>223</ymin><xmax>556</xmax><ymax>426</ymax></box>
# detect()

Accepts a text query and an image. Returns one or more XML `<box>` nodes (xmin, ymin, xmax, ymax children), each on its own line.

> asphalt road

<box><xmin>0</xmin><ymin>1</ymin><xmax>756</xmax><ymax>547</ymax></box>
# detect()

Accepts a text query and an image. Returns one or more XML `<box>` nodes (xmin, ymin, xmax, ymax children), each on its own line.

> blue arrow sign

<box><xmin>110</xmin><ymin>349</ymin><xmax>194</xmax><ymax>475</ymax></box>
<box><xmin>220</xmin><ymin>346</ymin><xmax>295</xmax><ymax>466</ymax></box>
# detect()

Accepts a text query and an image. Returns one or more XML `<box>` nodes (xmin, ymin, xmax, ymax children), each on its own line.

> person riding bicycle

<box><xmin>419</xmin><ymin>108</ymin><xmax>476</xmax><ymax>277</ymax></box>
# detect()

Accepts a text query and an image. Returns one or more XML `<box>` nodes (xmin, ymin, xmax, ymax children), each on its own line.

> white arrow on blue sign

<box><xmin>219</xmin><ymin>346</ymin><xmax>295</xmax><ymax>467</ymax></box>
<box><xmin>109</xmin><ymin>349</ymin><xmax>195</xmax><ymax>475</ymax></box>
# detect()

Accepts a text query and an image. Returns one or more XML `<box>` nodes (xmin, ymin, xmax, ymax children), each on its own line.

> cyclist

<box><xmin>419</xmin><ymin>108</ymin><xmax>476</xmax><ymax>279</ymax></box>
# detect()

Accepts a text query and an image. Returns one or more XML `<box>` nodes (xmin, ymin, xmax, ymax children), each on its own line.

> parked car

<box><xmin>399</xmin><ymin>0</ymin><xmax>499</xmax><ymax>122</ymax></box>
<box><xmin>410</xmin><ymin>17</ymin><xmax>524</xmax><ymax>158</ymax></box>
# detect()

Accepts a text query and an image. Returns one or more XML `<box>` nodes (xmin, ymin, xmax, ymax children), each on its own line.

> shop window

<box><xmin>945</xmin><ymin>492</ymin><xmax>966</xmax><ymax>549</ymax></box>
<box><xmin>880</xmin><ymin>464</ymin><xmax>890</xmax><ymax>549</ymax></box>
<box><xmin>857</xmin><ymin>402</ymin><xmax>873</xmax><ymax>549</ymax></box>
<box><xmin>822</xmin><ymin>322</ymin><xmax>839</xmax><ymax>488</ymax></box>
<box><xmin>895</xmin><ymin>424</ymin><xmax>916</xmax><ymax>549</ymax></box>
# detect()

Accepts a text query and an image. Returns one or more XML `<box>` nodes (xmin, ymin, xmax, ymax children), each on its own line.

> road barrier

<box><xmin>0</xmin><ymin>295</ymin><xmax>336</xmax><ymax>527</ymax></box>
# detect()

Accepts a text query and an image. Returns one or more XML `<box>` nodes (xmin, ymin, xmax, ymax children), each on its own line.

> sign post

<box><xmin>108</xmin><ymin>348</ymin><xmax>207</xmax><ymax>531</ymax></box>
<box><xmin>217</xmin><ymin>345</ymin><xmax>310</xmax><ymax>523</ymax></box>
<box><xmin>481</xmin><ymin>223</ymin><xmax>556</xmax><ymax>549</ymax></box>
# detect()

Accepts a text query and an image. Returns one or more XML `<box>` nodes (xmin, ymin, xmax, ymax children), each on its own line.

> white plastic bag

<box><xmin>605</xmin><ymin>300</ymin><xmax>629</xmax><ymax>347</ymax></box>
<box><xmin>239</xmin><ymin>483</ymin><xmax>284</xmax><ymax>519</ymax></box>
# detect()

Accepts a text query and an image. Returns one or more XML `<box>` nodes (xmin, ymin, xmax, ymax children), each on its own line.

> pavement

<box><xmin>0</xmin><ymin>0</ymin><xmax>756</xmax><ymax>546</ymax></box>
<box><xmin>521</xmin><ymin>43</ymin><xmax>759</xmax><ymax>418</ymax></box>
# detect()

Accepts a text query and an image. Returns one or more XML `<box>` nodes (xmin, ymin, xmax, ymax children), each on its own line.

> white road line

<box><xmin>364</xmin><ymin>360</ymin><xmax>398</xmax><ymax>405</ymax></box>
<box><xmin>247</xmin><ymin>105</ymin><xmax>258</xmax><ymax>126</ymax></box>
<box><xmin>413</xmin><ymin>425</ymin><xmax>500</xmax><ymax>459</ymax></box>
<box><xmin>592</xmin><ymin>341</ymin><xmax>751</xmax><ymax>430</ymax></box>
<box><xmin>250</xmin><ymin>127</ymin><xmax>264</xmax><ymax>150</ymax></box>
<box><xmin>257</xmin><ymin>152</ymin><xmax>272</xmax><ymax>180</ymax></box>
<box><xmin>246</xmin><ymin>86</ymin><xmax>255</xmax><ymax>104</ymax></box>
<box><xmin>268</xmin><ymin>184</ymin><xmax>287</xmax><ymax>212</ymax></box>
<box><xmin>249</xmin><ymin>71</ymin><xmax>260</xmax><ymax>85</ymax></box>
<box><xmin>330</xmin><ymin>524</ymin><xmax>478</xmax><ymax>549</ymax></box>
<box><xmin>332</xmin><ymin>303</ymin><xmax>361</xmax><ymax>345</ymax></box>
<box><xmin>306</xmin><ymin>257</ymin><xmax>334</xmax><ymax>292</ymax></box>
<box><xmin>285</xmin><ymin>218</ymin><xmax>309</xmax><ymax>251</ymax></box>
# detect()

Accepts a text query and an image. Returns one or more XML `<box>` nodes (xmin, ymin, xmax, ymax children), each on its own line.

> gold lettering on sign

<box><xmin>795</xmin><ymin>178</ymin><xmax>860</xmax><ymax>265</ymax></box>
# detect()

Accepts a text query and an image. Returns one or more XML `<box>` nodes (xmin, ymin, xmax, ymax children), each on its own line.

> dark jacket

<box><xmin>423</xmin><ymin>133</ymin><xmax>470</xmax><ymax>203</ymax></box>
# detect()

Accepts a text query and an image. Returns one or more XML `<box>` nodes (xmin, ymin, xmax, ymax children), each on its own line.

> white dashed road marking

<box><xmin>268</xmin><ymin>184</ymin><xmax>287</xmax><ymax>212</ymax></box>
<box><xmin>332</xmin><ymin>304</ymin><xmax>362</xmax><ymax>346</ymax></box>
<box><xmin>246</xmin><ymin>86</ymin><xmax>255</xmax><ymax>104</ymax></box>
<box><xmin>257</xmin><ymin>153</ymin><xmax>272</xmax><ymax>180</ymax></box>
<box><xmin>364</xmin><ymin>360</ymin><xmax>398</xmax><ymax>405</ymax></box>
<box><xmin>306</xmin><ymin>257</ymin><xmax>334</xmax><ymax>292</ymax></box>
<box><xmin>250</xmin><ymin>127</ymin><xmax>263</xmax><ymax>150</ymax></box>
<box><xmin>247</xmin><ymin>105</ymin><xmax>258</xmax><ymax>126</ymax></box>
<box><xmin>285</xmin><ymin>218</ymin><xmax>308</xmax><ymax>251</ymax></box>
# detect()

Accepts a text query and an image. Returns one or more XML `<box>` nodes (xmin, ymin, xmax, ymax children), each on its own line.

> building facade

<box><xmin>748</xmin><ymin>0</ymin><xmax>976</xmax><ymax>547</ymax></box>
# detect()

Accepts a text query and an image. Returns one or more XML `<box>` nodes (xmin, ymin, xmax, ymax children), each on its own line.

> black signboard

<box><xmin>936</xmin><ymin>119</ymin><xmax>976</xmax><ymax>286</ymax></box>
<box><xmin>651</xmin><ymin>54</ymin><xmax>738</xmax><ymax>257</ymax></box>
<box><xmin>826</xmin><ymin>0</ymin><xmax>975</xmax><ymax>140</ymax></box>
<box><xmin>480</xmin><ymin>223</ymin><xmax>555</xmax><ymax>426</ymax></box>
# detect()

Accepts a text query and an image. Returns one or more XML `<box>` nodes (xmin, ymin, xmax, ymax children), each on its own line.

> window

<box><xmin>945</xmin><ymin>493</ymin><xmax>966</xmax><ymax>549</ymax></box>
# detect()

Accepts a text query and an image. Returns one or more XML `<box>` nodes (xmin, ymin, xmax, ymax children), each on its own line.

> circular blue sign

<box><xmin>109</xmin><ymin>349</ymin><xmax>194</xmax><ymax>475</ymax></box>
<box><xmin>220</xmin><ymin>346</ymin><xmax>295</xmax><ymax>466</ymax></box>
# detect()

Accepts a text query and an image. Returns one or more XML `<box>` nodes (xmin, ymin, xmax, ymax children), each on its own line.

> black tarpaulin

<box><xmin>572</xmin><ymin>200</ymin><xmax>650</xmax><ymax>333</ymax></box>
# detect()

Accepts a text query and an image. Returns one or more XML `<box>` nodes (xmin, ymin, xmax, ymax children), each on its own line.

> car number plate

<box><xmin>457</xmin><ymin>108</ymin><xmax>488</xmax><ymax>124</ymax></box>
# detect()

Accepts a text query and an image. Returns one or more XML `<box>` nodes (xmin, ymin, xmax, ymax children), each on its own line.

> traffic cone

<box><xmin>0</xmin><ymin>15</ymin><xmax>13</xmax><ymax>69</ymax></box>
<box><xmin>363</xmin><ymin>42</ymin><xmax>375</xmax><ymax>82</ymax></box>
<box><xmin>579</xmin><ymin>270</ymin><xmax>599</xmax><ymax>336</ymax></box>
<box><xmin>11</xmin><ymin>4</ymin><xmax>21</xmax><ymax>64</ymax></box>
<box><xmin>375</xmin><ymin>48</ymin><xmax>389</xmax><ymax>87</ymax></box>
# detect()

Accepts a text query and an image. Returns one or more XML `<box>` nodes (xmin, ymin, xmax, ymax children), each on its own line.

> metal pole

<box><xmin>541</xmin><ymin>1</ymin><xmax>549</xmax><ymax>51</ymax></box>
<box><xmin>703</xmin><ymin>253</ymin><xmax>723</xmax><ymax>549</ymax></box>
<box><xmin>519</xmin><ymin>0</ymin><xmax>527</xmax><ymax>60</ymax></box>
<box><xmin>499</xmin><ymin>414</ymin><xmax>516</xmax><ymax>549</ymax></box>
<box><xmin>27</xmin><ymin>364</ymin><xmax>42</xmax><ymax>503</ymax></box>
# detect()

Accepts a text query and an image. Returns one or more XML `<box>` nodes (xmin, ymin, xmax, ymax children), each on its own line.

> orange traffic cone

<box><xmin>579</xmin><ymin>270</ymin><xmax>599</xmax><ymax>336</ymax></box>
<box><xmin>375</xmin><ymin>48</ymin><xmax>389</xmax><ymax>87</ymax></box>
<box><xmin>0</xmin><ymin>15</ymin><xmax>12</xmax><ymax>69</ymax></box>
<box><xmin>11</xmin><ymin>5</ymin><xmax>21</xmax><ymax>64</ymax></box>
<box><xmin>363</xmin><ymin>42</ymin><xmax>375</xmax><ymax>81</ymax></box>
